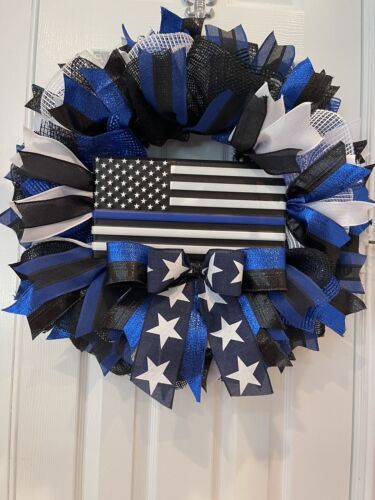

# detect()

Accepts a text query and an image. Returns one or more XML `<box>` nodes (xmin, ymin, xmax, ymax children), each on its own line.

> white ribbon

<box><xmin>21</xmin><ymin>213</ymin><xmax>92</xmax><ymax>243</ymax></box>
<box><xmin>11</xmin><ymin>127</ymin><xmax>87</xmax><ymax>168</ymax></box>
<box><xmin>306</xmin><ymin>200</ymin><xmax>374</xmax><ymax>226</ymax></box>
<box><xmin>254</xmin><ymin>102</ymin><xmax>322</xmax><ymax>155</ymax></box>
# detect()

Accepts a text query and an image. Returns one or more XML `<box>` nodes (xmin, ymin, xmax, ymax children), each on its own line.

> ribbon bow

<box><xmin>99</xmin><ymin>243</ymin><xmax>286</xmax><ymax>407</ymax></box>
<box><xmin>147</xmin><ymin>248</ymin><xmax>245</xmax><ymax>297</ymax></box>
<box><xmin>6</xmin><ymin>240</ymin><xmax>366</xmax><ymax>409</ymax></box>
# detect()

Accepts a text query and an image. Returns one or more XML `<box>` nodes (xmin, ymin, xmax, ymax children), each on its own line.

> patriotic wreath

<box><xmin>1</xmin><ymin>7</ymin><xmax>373</xmax><ymax>408</ymax></box>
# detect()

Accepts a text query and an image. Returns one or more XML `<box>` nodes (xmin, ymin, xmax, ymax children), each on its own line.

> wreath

<box><xmin>1</xmin><ymin>7</ymin><xmax>373</xmax><ymax>408</ymax></box>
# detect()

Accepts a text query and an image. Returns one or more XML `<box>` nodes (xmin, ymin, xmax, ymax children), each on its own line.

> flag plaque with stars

<box><xmin>92</xmin><ymin>157</ymin><xmax>287</xmax><ymax>256</ymax></box>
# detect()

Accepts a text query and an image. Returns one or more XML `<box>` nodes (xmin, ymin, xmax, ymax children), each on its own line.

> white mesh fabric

<box><xmin>286</xmin><ymin>228</ymin><xmax>303</xmax><ymax>249</ymax></box>
<box><xmin>40</xmin><ymin>71</ymin><xmax>65</xmax><ymax>123</ymax></box>
<box><xmin>40</xmin><ymin>50</ymin><xmax>106</xmax><ymax>123</ymax></box>
<box><xmin>128</xmin><ymin>32</ymin><xmax>194</xmax><ymax>63</ymax></box>
<box><xmin>310</xmin><ymin>109</ymin><xmax>355</xmax><ymax>156</ymax></box>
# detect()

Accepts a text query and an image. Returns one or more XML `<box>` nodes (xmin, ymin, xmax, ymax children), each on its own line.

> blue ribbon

<box><xmin>280</xmin><ymin>58</ymin><xmax>314</xmax><ymax>111</ymax></box>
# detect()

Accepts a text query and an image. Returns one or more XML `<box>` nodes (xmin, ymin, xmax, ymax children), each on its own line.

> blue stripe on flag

<box><xmin>93</xmin><ymin>209</ymin><xmax>285</xmax><ymax>225</ymax></box>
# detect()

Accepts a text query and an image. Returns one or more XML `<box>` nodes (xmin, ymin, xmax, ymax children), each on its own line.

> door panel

<box><xmin>0</xmin><ymin>1</ymin><xmax>370</xmax><ymax>499</ymax></box>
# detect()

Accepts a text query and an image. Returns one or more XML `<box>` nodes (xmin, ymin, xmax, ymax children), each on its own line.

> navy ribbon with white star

<box><xmin>131</xmin><ymin>247</ymin><xmax>278</xmax><ymax>406</ymax></box>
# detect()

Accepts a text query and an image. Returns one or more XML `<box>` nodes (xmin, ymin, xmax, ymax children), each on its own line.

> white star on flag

<box><xmin>162</xmin><ymin>253</ymin><xmax>189</xmax><ymax>282</ymax></box>
<box><xmin>226</xmin><ymin>357</ymin><xmax>261</xmax><ymax>395</ymax></box>
<box><xmin>206</xmin><ymin>253</ymin><xmax>222</xmax><ymax>286</ymax></box>
<box><xmin>210</xmin><ymin>317</ymin><xmax>244</xmax><ymax>350</ymax></box>
<box><xmin>147</xmin><ymin>313</ymin><xmax>182</xmax><ymax>348</ymax></box>
<box><xmin>135</xmin><ymin>358</ymin><xmax>172</xmax><ymax>395</ymax></box>
<box><xmin>198</xmin><ymin>282</ymin><xmax>227</xmax><ymax>312</ymax></box>
<box><xmin>231</xmin><ymin>260</ymin><xmax>244</xmax><ymax>284</ymax></box>
<box><xmin>158</xmin><ymin>284</ymin><xmax>190</xmax><ymax>308</ymax></box>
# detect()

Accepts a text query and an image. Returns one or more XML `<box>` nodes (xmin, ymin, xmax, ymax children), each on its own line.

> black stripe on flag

<box><xmin>92</xmin><ymin>158</ymin><xmax>287</xmax><ymax>256</ymax></box>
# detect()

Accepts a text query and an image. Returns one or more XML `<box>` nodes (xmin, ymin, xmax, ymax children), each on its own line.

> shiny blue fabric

<box><xmin>268</xmin><ymin>328</ymin><xmax>291</xmax><ymax>355</ymax></box>
<box><xmin>0</xmin><ymin>207</ymin><xmax>18</xmax><ymax>228</ymax></box>
<box><xmin>350</xmin><ymin>222</ymin><xmax>370</xmax><ymax>236</ymax></box>
<box><xmin>74</xmin><ymin>129</ymin><xmax>146</xmax><ymax>169</ymax></box>
<box><xmin>47</xmin><ymin>328</ymin><xmax>70</xmax><ymax>339</ymax></box>
<box><xmin>205</xmin><ymin>24</ymin><xmax>249</xmax><ymax>61</ymax></box>
<box><xmin>121</xmin><ymin>24</ymin><xmax>135</xmax><ymax>48</ymax></box>
<box><xmin>180</xmin><ymin>288</ymin><xmax>208</xmax><ymax>402</ymax></box>
<box><xmin>14</xmin><ymin>247</ymin><xmax>92</xmax><ymax>275</ymax></box>
<box><xmin>159</xmin><ymin>6</ymin><xmax>183</xmax><ymax>33</ymax></box>
<box><xmin>123</xmin><ymin>296</ymin><xmax>151</xmax><ymax>350</ymax></box>
<box><xmin>188</xmin><ymin>90</ymin><xmax>239</xmax><ymax>133</ymax></box>
<box><xmin>286</xmin><ymin>265</ymin><xmax>345</xmax><ymax>334</ymax></box>
<box><xmin>20</xmin><ymin>177</ymin><xmax>57</xmax><ymax>197</ymax></box>
<box><xmin>81</xmin><ymin>68</ymin><xmax>132</xmax><ymax>128</ymax></box>
<box><xmin>75</xmin><ymin>270</ymin><xmax>106</xmax><ymax>337</ymax></box>
<box><xmin>63</xmin><ymin>75</ymin><xmax>109</xmax><ymax>122</ymax></box>
<box><xmin>269</xmin><ymin>264</ymin><xmax>344</xmax><ymax>335</ymax></box>
<box><xmin>280</xmin><ymin>58</ymin><xmax>314</xmax><ymax>111</ymax></box>
<box><xmin>238</xmin><ymin>294</ymin><xmax>261</xmax><ymax>336</ymax></box>
<box><xmin>304</xmin><ymin>164</ymin><xmax>370</xmax><ymax>203</ymax></box>
<box><xmin>287</xmin><ymin>203</ymin><xmax>350</xmax><ymax>247</ymax></box>
<box><xmin>322</xmin><ymin>277</ymin><xmax>340</xmax><ymax>301</ymax></box>
<box><xmin>328</xmin><ymin>97</ymin><xmax>341</xmax><ymax>112</ymax></box>
<box><xmin>59</xmin><ymin>220</ymin><xmax>92</xmax><ymax>243</ymax></box>
<box><xmin>5</xmin><ymin>264</ymin><xmax>104</xmax><ymax>316</ymax></box>
<box><xmin>338</xmin><ymin>252</ymin><xmax>366</xmax><ymax>267</ymax></box>
<box><xmin>107</xmin><ymin>241</ymin><xmax>148</xmax><ymax>264</ymax></box>
<box><xmin>252</xmin><ymin>32</ymin><xmax>295</xmax><ymax>77</ymax></box>
<box><xmin>243</xmin><ymin>247</ymin><xmax>285</xmax><ymax>271</ymax></box>
<box><xmin>340</xmin><ymin>280</ymin><xmax>365</xmax><ymax>294</ymax></box>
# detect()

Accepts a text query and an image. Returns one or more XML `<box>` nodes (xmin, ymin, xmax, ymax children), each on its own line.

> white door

<box><xmin>1</xmin><ymin>1</ymin><xmax>374</xmax><ymax>499</ymax></box>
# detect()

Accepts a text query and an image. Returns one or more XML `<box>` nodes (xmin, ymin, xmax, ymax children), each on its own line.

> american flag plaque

<box><xmin>93</xmin><ymin>157</ymin><xmax>286</xmax><ymax>256</ymax></box>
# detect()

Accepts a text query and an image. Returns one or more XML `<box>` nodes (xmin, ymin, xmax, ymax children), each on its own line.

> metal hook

<box><xmin>184</xmin><ymin>0</ymin><xmax>217</xmax><ymax>19</ymax></box>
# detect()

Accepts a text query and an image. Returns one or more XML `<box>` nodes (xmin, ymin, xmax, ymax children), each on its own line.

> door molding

<box><xmin>350</xmin><ymin>0</ymin><xmax>375</xmax><ymax>498</ymax></box>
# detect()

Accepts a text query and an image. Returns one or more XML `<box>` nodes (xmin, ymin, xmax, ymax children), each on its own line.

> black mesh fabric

<box><xmin>20</xmin><ymin>240</ymin><xmax>79</xmax><ymax>262</ymax></box>
<box><xmin>110</xmin><ymin>359</ymin><xmax>132</xmax><ymax>376</ymax></box>
<box><xmin>25</xmin><ymin>84</ymin><xmax>44</xmax><ymax>113</ymax></box>
<box><xmin>27</xmin><ymin>290</ymin><xmax>84</xmax><ymax>339</ymax></box>
<box><xmin>294</xmin><ymin>70</ymin><xmax>339</xmax><ymax>112</ymax></box>
<box><xmin>181</xmin><ymin>17</ymin><xmax>204</xmax><ymax>38</ymax></box>
<box><xmin>123</xmin><ymin>64</ymin><xmax>188</xmax><ymax>146</ymax></box>
<box><xmin>286</xmin><ymin>248</ymin><xmax>335</xmax><ymax>288</ymax></box>
<box><xmin>62</xmin><ymin>56</ymin><xmax>100</xmax><ymax>92</ymax></box>
<box><xmin>186</xmin><ymin>38</ymin><xmax>283</xmax><ymax>123</ymax></box>
<box><xmin>37</xmin><ymin>120</ymin><xmax>75</xmax><ymax>151</ymax></box>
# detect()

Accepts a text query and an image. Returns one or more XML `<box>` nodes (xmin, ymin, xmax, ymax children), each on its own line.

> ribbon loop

<box><xmin>106</xmin><ymin>241</ymin><xmax>148</xmax><ymax>286</ymax></box>
<box><xmin>203</xmin><ymin>249</ymin><xmax>244</xmax><ymax>297</ymax></box>
<box><xmin>147</xmin><ymin>248</ymin><xmax>190</xmax><ymax>293</ymax></box>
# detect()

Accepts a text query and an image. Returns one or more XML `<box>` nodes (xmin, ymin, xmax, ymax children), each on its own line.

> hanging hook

<box><xmin>184</xmin><ymin>0</ymin><xmax>217</xmax><ymax>19</ymax></box>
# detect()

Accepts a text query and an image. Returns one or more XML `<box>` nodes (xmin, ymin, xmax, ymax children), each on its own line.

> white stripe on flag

<box><xmin>170</xmin><ymin>165</ymin><xmax>278</xmax><ymax>178</ymax></box>
<box><xmin>92</xmin><ymin>242</ymin><xmax>256</xmax><ymax>253</ymax></box>
<box><xmin>169</xmin><ymin>197</ymin><xmax>286</xmax><ymax>210</ymax></box>
<box><xmin>170</xmin><ymin>181</ymin><xmax>286</xmax><ymax>194</ymax></box>
<box><xmin>92</xmin><ymin>226</ymin><xmax>286</xmax><ymax>241</ymax></box>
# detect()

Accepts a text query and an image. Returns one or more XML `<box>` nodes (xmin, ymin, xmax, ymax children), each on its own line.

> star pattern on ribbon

<box><xmin>205</xmin><ymin>253</ymin><xmax>222</xmax><ymax>286</ymax></box>
<box><xmin>231</xmin><ymin>260</ymin><xmax>244</xmax><ymax>284</ymax></box>
<box><xmin>158</xmin><ymin>283</ymin><xmax>190</xmax><ymax>308</ymax></box>
<box><xmin>198</xmin><ymin>282</ymin><xmax>227</xmax><ymax>312</ymax></box>
<box><xmin>135</xmin><ymin>358</ymin><xmax>173</xmax><ymax>395</ymax></box>
<box><xmin>226</xmin><ymin>357</ymin><xmax>261</xmax><ymax>394</ymax></box>
<box><xmin>146</xmin><ymin>313</ymin><xmax>182</xmax><ymax>348</ymax></box>
<box><xmin>210</xmin><ymin>317</ymin><xmax>244</xmax><ymax>350</ymax></box>
<box><xmin>162</xmin><ymin>253</ymin><xmax>189</xmax><ymax>282</ymax></box>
